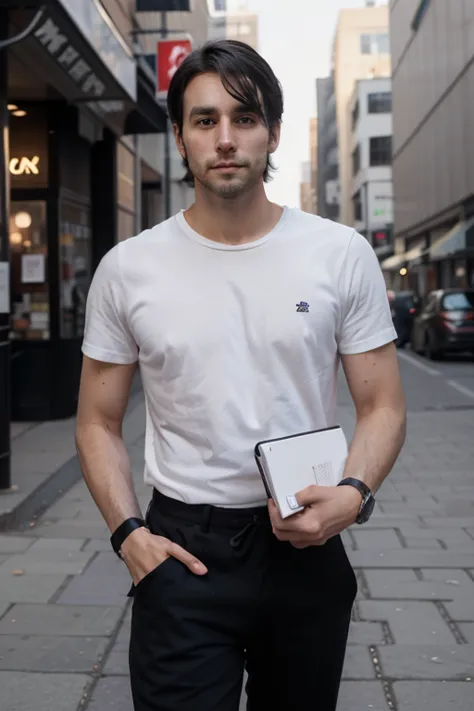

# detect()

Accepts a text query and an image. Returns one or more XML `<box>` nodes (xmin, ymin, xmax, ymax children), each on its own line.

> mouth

<box><xmin>212</xmin><ymin>163</ymin><xmax>243</xmax><ymax>172</ymax></box>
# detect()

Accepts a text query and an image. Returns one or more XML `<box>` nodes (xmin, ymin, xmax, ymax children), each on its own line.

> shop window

<box><xmin>10</xmin><ymin>201</ymin><xmax>49</xmax><ymax>340</ymax></box>
<box><xmin>59</xmin><ymin>201</ymin><xmax>92</xmax><ymax>339</ymax></box>
<box><xmin>369</xmin><ymin>136</ymin><xmax>392</xmax><ymax>166</ymax></box>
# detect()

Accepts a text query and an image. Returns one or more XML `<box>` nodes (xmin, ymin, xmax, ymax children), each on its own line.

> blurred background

<box><xmin>0</xmin><ymin>3</ymin><xmax>474</xmax><ymax>710</ymax></box>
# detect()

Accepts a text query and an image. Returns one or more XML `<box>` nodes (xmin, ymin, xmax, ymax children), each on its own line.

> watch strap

<box><xmin>110</xmin><ymin>517</ymin><xmax>145</xmax><ymax>559</ymax></box>
<box><xmin>337</xmin><ymin>477</ymin><xmax>372</xmax><ymax>499</ymax></box>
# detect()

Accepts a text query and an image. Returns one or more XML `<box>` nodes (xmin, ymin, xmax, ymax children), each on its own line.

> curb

<box><xmin>0</xmin><ymin>379</ymin><xmax>144</xmax><ymax>533</ymax></box>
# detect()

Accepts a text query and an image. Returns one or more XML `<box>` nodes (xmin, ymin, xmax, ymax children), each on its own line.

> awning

<box><xmin>124</xmin><ymin>65</ymin><xmax>167</xmax><ymax>135</ymax></box>
<box><xmin>9</xmin><ymin>1</ymin><xmax>137</xmax><ymax>102</ymax></box>
<box><xmin>381</xmin><ymin>244</ymin><xmax>424</xmax><ymax>271</ymax></box>
<box><xmin>429</xmin><ymin>218</ymin><xmax>474</xmax><ymax>260</ymax></box>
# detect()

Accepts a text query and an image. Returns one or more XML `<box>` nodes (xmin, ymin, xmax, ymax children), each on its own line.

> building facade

<box><xmin>316</xmin><ymin>75</ymin><xmax>340</xmax><ymax>221</ymax></box>
<box><xmin>333</xmin><ymin>4</ymin><xmax>391</xmax><ymax>228</ymax></box>
<box><xmin>386</xmin><ymin>0</ymin><xmax>474</xmax><ymax>294</ymax></box>
<box><xmin>350</xmin><ymin>77</ymin><xmax>393</xmax><ymax>259</ymax></box>
<box><xmin>1</xmin><ymin>0</ymin><xmax>209</xmax><ymax>423</ymax></box>
<box><xmin>208</xmin><ymin>0</ymin><xmax>258</xmax><ymax>50</ymax></box>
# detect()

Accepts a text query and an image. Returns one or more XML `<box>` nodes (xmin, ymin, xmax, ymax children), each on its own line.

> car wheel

<box><xmin>425</xmin><ymin>333</ymin><xmax>442</xmax><ymax>360</ymax></box>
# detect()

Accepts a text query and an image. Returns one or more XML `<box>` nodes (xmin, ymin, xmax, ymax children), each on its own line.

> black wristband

<box><xmin>110</xmin><ymin>517</ymin><xmax>145</xmax><ymax>559</ymax></box>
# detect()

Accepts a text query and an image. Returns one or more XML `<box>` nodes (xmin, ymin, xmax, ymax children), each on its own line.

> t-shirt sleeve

<box><xmin>337</xmin><ymin>230</ymin><xmax>397</xmax><ymax>355</ymax></box>
<box><xmin>81</xmin><ymin>245</ymin><xmax>138</xmax><ymax>364</ymax></box>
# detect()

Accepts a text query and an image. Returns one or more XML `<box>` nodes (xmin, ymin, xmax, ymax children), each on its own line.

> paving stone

<box><xmin>422</xmin><ymin>517</ymin><xmax>474</xmax><ymax>528</ymax></box>
<box><xmin>103</xmin><ymin>618</ymin><xmax>130</xmax><ymax>675</ymax></box>
<box><xmin>404</xmin><ymin>537</ymin><xmax>442</xmax><ymax>549</ymax></box>
<box><xmin>86</xmin><ymin>676</ymin><xmax>133</xmax><ymax>711</ymax></box>
<box><xmin>57</xmin><ymin>552</ymin><xmax>132</xmax><ymax>606</ymax></box>
<box><xmin>0</xmin><ymin>537</ymin><xmax>35</xmax><ymax>554</ymax></box>
<box><xmin>378</xmin><ymin>646</ymin><xmax>474</xmax><ymax>680</ymax></box>
<box><xmin>444</xmin><ymin>596</ymin><xmax>474</xmax><ymax>621</ymax></box>
<box><xmin>347</xmin><ymin>622</ymin><xmax>386</xmax><ymax>645</ymax></box>
<box><xmin>0</xmin><ymin>670</ymin><xmax>89</xmax><ymax>711</ymax></box>
<box><xmin>458</xmin><ymin>624</ymin><xmax>474</xmax><ymax>643</ymax></box>
<box><xmin>358</xmin><ymin>601</ymin><xmax>457</xmax><ymax>645</ymax></box>
<box><xmin>0</xmin><ymin>634</ymin><xmax>108</xmax><ymax>672</ymax></box>
<box><xmin>380</xmin><ymin>500</ymin><xmax>442</xmax><ymax>515</ymax></box>
<box><xmin>0</xmin><ymin>573</ymin><xmax>68</xmax><ymax>604</ymax></box>
<box><xmin>348</xmin><ymin>549</ymin><xmax>474</xmax><ymax>569</ymax></box>
<box><xmin>352</xmin><ymin>529</ymin><xmax>403</xmax><ymax>550</ymax></box>
<box><xmin>364</xmin><ymin>569</ymin><xmax>471</xmax><ymax>601</ymax></box>
<box><xmin>0</xmin><ymin>602</ymin><xmax>10</xmax><ymax>621</ymax></box>
<box><xmin>392</xmin><ymin>681</ymin><xmax>473</xmax><ymax>710</ymax></box>
<box><xmin>0</xmin><ymin>550</ymin><xmax>94</xmax><ymax>576</ymax></box>
<box><xmin>342</xmin><ymin>646</ymin><xmax>376</xmax><ymax>679</ymax></box>
<box><xmin>83</xmin><ymin>539</ymin><xmax>114</xmax><ymax>552</ymax></box>
<box><xmin>27</xmin><ymin>538</ymin><xmax>86</xmax><ymax>552</ymax></box>
<box><xmin>337</xmin><ymin>681</ymin><xmax>389</xmax><ymax>710</ymax></box>
<box><xmin>0</xmin><ymin>604</ymin><xmax>122</xmax><ymax>636</ymax></box>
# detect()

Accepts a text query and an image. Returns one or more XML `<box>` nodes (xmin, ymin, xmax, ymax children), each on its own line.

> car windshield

<box><xmin>441</xmin><ymin>292</ymin><xmax>474</xmax><ymax>311</ymax></box>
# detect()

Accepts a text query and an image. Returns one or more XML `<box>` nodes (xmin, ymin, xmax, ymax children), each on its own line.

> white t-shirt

<box><xmin>82</xmin><ymin>207</ymin><xmax>397</xmax><ymax>508</ymax></box>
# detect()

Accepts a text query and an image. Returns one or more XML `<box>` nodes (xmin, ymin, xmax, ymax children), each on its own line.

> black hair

<box><xmin>167</xmin><ymin>39</ymin><xmax>284</xmax><ymax>182</ymax></box>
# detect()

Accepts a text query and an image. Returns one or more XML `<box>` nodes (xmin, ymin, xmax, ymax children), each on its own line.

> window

<box><xmin>59</xmin><ymin>201</ymin><xmax>92</xmax><ymax>339</ymax></box>
<box><xmin>10</xmin><ymin>201</ymin><xmax>49</xmax><ymax>340</ymax></box>
<box><xmin>353</xmin><ymin>191</ymin><xmax>362</xmax><ymax>222</ymax></box>
<box><xmin>214</xmin><ymin>0</ymin><xmax>226</xmax><ymax>10</ymax></box>
<box><xmin>412</xmin><ymin>0</ymin><xmax>431</xmax><ymax>31</ymax></box>
<box><xmin>352</xmin><ymin>100</ymin><xmax>360</xmax><ymax>129</ymax></box>
<box><xmin>360</xmin><ymin>33</ymin><xmax>390</xmax><ymax>55</ymax></box>
<box><xmin>369</xmin><ymin>136</ymin><xmax>392</xmax><ymax>166</ymax></box>
<box><xmin>352</xmin><ymin>144</ymin><xmax>361</xmax><ymax>176</ymax></box>
<box><xmin>441</xmin><ymin>291</ymin><xmax>474</xmax><ymax>311</ymax></box>
<box><xmin>368</xmin><ymin>92</ymin><xmax>392</xmax><ymax>114</ymax></box>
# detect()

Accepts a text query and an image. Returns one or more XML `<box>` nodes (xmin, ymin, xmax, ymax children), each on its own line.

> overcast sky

<box><xmin>244</xmin><ymin>0</ymin><xmax>380</xmax><ymax>208</ymax></box>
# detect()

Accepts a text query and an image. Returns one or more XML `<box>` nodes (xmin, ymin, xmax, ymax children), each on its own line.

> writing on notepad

<box><xmin>312</xmin><ymin>461</ymin><xmax>335</xmax><ymax>486</ymax></box>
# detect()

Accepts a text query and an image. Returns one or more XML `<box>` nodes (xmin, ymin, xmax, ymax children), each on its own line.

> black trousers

<box><xmin>129</xmin><ymin>490</ymin><xmax>357</xmax><ymax>711</ymax></box>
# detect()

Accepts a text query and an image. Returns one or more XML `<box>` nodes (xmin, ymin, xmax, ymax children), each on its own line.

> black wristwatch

<box><xmin>110</xmin><ymin>517</ymin><xmax>146</xmax><ymax>559</ymax></box>
<box><xmin>337</xmin><ymin>478</ymin><xmax>375</xmax><ymax>524</ymax></box>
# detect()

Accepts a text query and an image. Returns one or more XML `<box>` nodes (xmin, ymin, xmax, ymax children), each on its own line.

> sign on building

<box><xmin>157</xmin><ymin>39</ymin><xmax>192</xmax><ymax>94</ymax></box>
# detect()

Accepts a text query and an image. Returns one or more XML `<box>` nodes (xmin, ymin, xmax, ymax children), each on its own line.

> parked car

<box><xmin>387</xmin><ymin>290</ymin><xmax>419</xmax><ymax>348</ymax></box>
<box><xmin>411</xmin><ymin>289</ymin><xmax>474</xmax><ymax>359</ymax></box>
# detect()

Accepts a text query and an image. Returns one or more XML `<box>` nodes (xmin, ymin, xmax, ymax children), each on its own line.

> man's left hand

<box><xmin>268</xmin><ymin>485</ymin><xmax>362</xmax><ymax>548</ymax></box>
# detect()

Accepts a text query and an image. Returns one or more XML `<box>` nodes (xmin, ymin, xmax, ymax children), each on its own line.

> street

<box><xmin>0</xmin><ymin>350</ymin><xmax>474</xmax><ymax>711</ymax></box>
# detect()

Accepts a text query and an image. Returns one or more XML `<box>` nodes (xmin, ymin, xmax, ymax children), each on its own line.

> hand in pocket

<box><xmin>119</xmin><ymin>526</ymin><xmax>208</xmax><ymax>585</ymax></box>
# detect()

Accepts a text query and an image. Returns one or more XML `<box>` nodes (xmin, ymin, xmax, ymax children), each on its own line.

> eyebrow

<box><xmin>188</xmin><ymin>104</ymin><xmax>259</xmax><ymax>119</ymax></box>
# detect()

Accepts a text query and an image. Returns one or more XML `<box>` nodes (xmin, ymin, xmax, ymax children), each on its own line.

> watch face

<box><xmin>357</xmin><ymin>494</ymin><xmax>375</xmax><ymax>524</ymax></box>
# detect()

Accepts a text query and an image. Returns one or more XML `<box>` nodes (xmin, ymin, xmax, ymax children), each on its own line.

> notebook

<box><xmin>254</xmin><ymin>425</ymin><xmax>348</xmax><ymax>519</ymax></box>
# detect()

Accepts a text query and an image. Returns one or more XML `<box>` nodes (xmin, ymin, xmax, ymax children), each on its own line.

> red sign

<box><xmin>157</xmin><ymin>40</ymin><xmax>192</xmax><ymax>94</ymax></box>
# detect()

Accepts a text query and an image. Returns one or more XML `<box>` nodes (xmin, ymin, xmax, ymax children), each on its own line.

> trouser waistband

<box><xmin>151</xmin><ymin>488</ymin><xmax>269</xmax><ymax>532</ymax></box>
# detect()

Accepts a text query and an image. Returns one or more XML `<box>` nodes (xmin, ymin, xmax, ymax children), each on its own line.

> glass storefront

<box><xmin>9</xmin><ymin>201</ymin><xmax>49</xmax><ymax>341</ymax></box>
<box><xmin>59</xmin><ymin>201</ymin><xmax>92</xmax><ymax>339</ymax></box>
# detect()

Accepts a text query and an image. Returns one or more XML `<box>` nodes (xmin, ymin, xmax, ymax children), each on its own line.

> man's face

<box><xmin>174</xmin><ymin>72</ymin><xmax>280</xmax><ymax>199</ymax></box>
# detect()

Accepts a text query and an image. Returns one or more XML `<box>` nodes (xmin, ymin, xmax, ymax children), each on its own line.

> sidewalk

<box><xmin>0</xmin><ymin>386</ymin><xmax>474</xmax><ymax>710</ymax></box>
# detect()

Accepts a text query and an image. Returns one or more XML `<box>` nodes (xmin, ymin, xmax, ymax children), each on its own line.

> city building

<box><xmin>386</xmin><ymin>0</ymin><xmax>474</xmax><ymax>294</ymax></box>
<box><xmin>316</xmin><ymin>74</ymin><xmax>340</xmax><ymax>221</ymax></box>
<box><xmin>0</xmin><ymin>0</ymin><xmax>209</xmax><ymax>425</ymax></box>
<box><xmin>333</xmin><ymin>3</ymin><xmax>391</xmax><ymax>228</ymax></box>
<box><xmin>350</xmin><ymin>77</ymin><xmax>393</xmax><ymax>259</ymax></box>
<box><xmin>299</xmin><ymin>161</ymin><xmax>315</xmax><ymax>214</ymax></box>
<box><xmin>309</xmin><ymin>117</ymin><xmax>318</xmax><ymax>214</ymax></box>
<box><xmin>208</xmin><ymin>0</ymin><xmax>258</xmax><ymax>50</ymax></box>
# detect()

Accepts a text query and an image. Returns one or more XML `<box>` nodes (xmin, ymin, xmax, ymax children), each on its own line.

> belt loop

<box><xmin>201</xmin><ymin>505</ymin><xmax>213</xmax><ymax>533</ymax></box>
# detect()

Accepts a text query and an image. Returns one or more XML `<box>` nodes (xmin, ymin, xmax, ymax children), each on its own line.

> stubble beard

<box><xmin>189</xmin><ymin>154</ymin><xmax>267</xmax><ymax>200</ymax></box>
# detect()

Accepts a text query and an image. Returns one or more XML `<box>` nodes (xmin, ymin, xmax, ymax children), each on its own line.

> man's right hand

<box><xmin>120</xmin><ymin>527</ymin><xmax>208</xmax><ymax>585</ymax></box>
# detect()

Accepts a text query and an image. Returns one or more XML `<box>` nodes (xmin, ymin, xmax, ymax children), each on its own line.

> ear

<box><xmin>268</xmin><ymin>121</ymin><xmax>281</xmax><ymax>155</ymax></box>
<box><xmin>172</xmin><ymin>124</ymin><xmax>186</xmax><ymax>161</ymax></box>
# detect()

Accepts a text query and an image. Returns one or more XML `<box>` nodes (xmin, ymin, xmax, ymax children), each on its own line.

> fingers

<box><xmin>294</xmin><ymin>484</ymin><xmax>332</xmax><ymax>508</ymax></box>
<box><xmin>168</xmin><ymin>541</ymin><xmax>208</xmax><ymax>575</ymax></box>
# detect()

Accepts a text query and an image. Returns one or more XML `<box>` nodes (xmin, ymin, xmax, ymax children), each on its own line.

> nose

<box><xmin>215</xmin><ymin>118</ymin><xmax>236</xmax><ymax>154</ymax></box>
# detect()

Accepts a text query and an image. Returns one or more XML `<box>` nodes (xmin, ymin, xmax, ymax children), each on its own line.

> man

<box><xmin>76</xmin><ymin>40</ymin><xmax>406</xmax><ymax>711</ymax></box>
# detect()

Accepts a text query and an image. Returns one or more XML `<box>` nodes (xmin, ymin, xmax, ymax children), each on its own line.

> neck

<box><xmin>184</xmin><ymin>182</ymin><xmax>283</xmax><ymax>246</ymax></box>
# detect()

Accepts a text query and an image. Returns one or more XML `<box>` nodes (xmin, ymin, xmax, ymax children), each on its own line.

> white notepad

<box><xmin>254</xmin><ymin>426</ymin><xmax>348</xmax><ymax>519</ymax></box>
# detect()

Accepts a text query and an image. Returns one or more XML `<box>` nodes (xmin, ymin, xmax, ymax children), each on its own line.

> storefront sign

<box><xmin>21</xmin><ymin>254</ymin><xmax>46</xmax><ymax>285</ymax></box>
<box><xmin>56</xmin><ymin>0</ymin><xmax>136</xmax><ymax>101</ymax></box>
<box><xmin>9</xmin><ymin>156</ymin><xmax>40</xmax><ymax>176</ymax></box>
<box><xmin>157</xmin><ymin>39</ymin><xmax>192</xmax><ymax>94</ymax></box>
<box><xmin>34</xmin><ymin>17</ymin><xmax>107</xmax><ymax>98</ymax></box>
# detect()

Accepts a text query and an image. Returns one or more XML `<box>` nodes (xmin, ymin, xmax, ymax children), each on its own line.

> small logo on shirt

<box><xmin>296</xmin><ymin>301</ymin><xmax>310</xmax><ymax>313</ymax></box>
